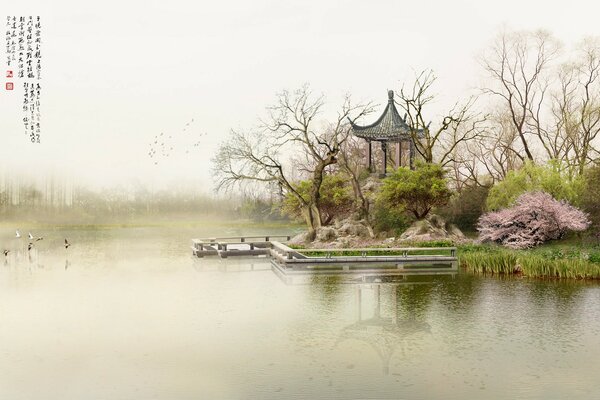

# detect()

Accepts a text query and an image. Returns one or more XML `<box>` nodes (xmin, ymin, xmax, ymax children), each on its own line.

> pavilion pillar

<box><xmin>392</xmin><ymin>286</ymin><xmax>398</xmax><ymax>325</ymax></box>
<box><xmin>356</xmin><ymin>285</ymin><xmax>362</xmax><ymax>322</ymax></box>
<box><xmin>395</xmin><ymin>141</ymin><xmax>401</xmax><ymax>168</ymax></box>
<box><xmin>367</xmin><ymin>140</ymin><xmax>372</xmax><ymax>172</ymax></box>
<box><xmin>374</xmin><ymin>285</ymin><xmax>381</xmax><ymax>318</ymax></box>
<box><xmin>381</xmin><ymin>142</ymin><xmax>387</xmax><ymax>175</ymax></box>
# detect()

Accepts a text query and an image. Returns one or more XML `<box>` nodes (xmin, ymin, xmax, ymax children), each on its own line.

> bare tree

<box><xmin>212</xmin><ymin>85</ymin><xmax>372</xmax><ymax>239</ymax></box>
<box><xmin>481</xmin><ymin>29</ymin><xmax>561</xmax><ymax>161</ymax></box>
<box><xmin>337</xmin><ymin>134</ymin><xmax>375</xmax><ymax>236</ymax></box>
<box><xmin>398</xmin><ymin>70</ymin><xmax>484</xmax><ymax>166</ymax></box>
<box><xmin>552</xmin><ymin>39</ymin><xmax>600</xmax><ymax>174</ymax></box>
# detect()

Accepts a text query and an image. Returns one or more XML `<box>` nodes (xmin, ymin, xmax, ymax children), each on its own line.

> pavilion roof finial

<box><xmin>349</xmin><ymin>89</ymin><xmax>424</xmax><ymax>141</ymax></box>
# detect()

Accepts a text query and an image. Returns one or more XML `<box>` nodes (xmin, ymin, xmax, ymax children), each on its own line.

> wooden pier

<box><xmin>191</xmin><ymin>235</ymin><xmax>291</xmax><ymax>258</ymax></box>
<box><xmin>191</xmin><ymin>235</ymin><xmax>458</xmax><ymax>274</ymax></box>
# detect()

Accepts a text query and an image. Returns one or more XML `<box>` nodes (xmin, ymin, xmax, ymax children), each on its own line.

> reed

<box><xmin>460</xmin><ymin>251</ymin><xmax>517</xmax><ymax>274</ymax></box>
<box><xmin>519</xmin><ymin>255</ymin><xmax>600</xmax><ymax>279</ymax></box>
<box><xmin>463</xmin><ymin>250</ymin><xmax>600</xmax><ymax>280</ymax></box>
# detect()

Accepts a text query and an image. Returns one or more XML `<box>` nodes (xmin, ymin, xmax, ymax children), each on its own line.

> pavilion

<box><xmin>349</xmin><ymin>90</ymin><xmax>423</xmax><ymax>173</ymax></box>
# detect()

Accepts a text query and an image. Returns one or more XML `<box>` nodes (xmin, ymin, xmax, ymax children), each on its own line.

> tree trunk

<box><xmin>302</xmin><ymin>204</ymin><xmax>322</xmax><ymax>241</ymax></box>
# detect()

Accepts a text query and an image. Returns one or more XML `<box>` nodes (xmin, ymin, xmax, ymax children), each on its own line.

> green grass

<box><xmin>460</xmin><ymin>250</ymin><xmax>517</xmax><ymax>274</ymax></box>
<box><xmin>458</xmin><ymin>238</ymin><xmax>600</xmax><ymax>280</ymax></box>
<box><xmin>296</xmin><ymin>248</ymin><xmax>456</xmax><ymax>257</ymax></box>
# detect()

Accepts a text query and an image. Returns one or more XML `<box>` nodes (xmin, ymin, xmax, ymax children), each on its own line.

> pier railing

<box><xmin>192</xmin><ymin>235</ymin><xmax>457</xmax><ymax>273</ymax></box>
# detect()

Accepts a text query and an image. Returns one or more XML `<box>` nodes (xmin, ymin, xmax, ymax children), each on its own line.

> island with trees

<box><xmin>212</xmin><ymin>29</ymin><xmax>600</xmax><ymax>280</ymax></box>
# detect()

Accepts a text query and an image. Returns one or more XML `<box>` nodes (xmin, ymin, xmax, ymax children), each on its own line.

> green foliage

<box><xmin>378</xmin><ymin>162</ymin><xmax>451</xmax><ymax>220</ymax></box>
<box><xmin>588</xmin><ymin>251</ymin><xmax>600</xmax><ymax>264</ymax></box>
<box><xmin>579</xmin><ymin>164</ymin><xmax>600</xmax><ymax>234</ymax></box>
<box><xmin>281</xmin><ymin>174</ymin><xmax>353</xmax><ymax>225</ymax></box>
<box><xmin>486</xmin><ymin>160</ymin><xmax>583</xmax><ymax>211</ymax></box>
<box><xmin>371</xmin><ymin>200</ymin><xmax>410</xmax><ymax>235</ymax></box>
<box><xmin>297</xmin><ymin>247</ymin><xmax>456</xmax><ymax>257</ymax></box>
<box><xmin>409</xmin><ymin>239</ymin><xmax>455</xmax><ymax>248</ymax></box>
<box><xmin>438</xmin><ymin>185</ymin><xmax>489</xmax><ymax>232</ymax></box>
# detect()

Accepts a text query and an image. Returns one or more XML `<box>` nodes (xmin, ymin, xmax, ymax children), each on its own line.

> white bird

<box><xmin>28</xmin><ymin>232</ymin><xmax>34</xmax><ymax>240</ymax></box>
<box><xmin>15</xmin><ymin>230</ymin><xmax>21</xmax><ymax>238</ymax></box>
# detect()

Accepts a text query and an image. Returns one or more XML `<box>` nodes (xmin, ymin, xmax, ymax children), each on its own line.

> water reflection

<box><xmin>2</xmin><ymin>227</ymin><xmax>600</xmax><ymax>399</ymax></box>
<box><xmin>336</xmin><ymin>283</ymin><xmax>431</xmax><ymax>375</ymax></box>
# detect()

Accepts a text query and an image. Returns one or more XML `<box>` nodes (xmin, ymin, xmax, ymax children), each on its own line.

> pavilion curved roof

<box><xmin>349</xmin><ymin>90</ymin><xmax>424</xmax><ymax>141</ymax></box>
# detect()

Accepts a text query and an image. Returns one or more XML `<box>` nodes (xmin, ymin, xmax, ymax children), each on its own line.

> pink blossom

<box><xmin>477</xmin><ymin>191</ymin><xmax>590</xmax><ymax>249</ymax></box>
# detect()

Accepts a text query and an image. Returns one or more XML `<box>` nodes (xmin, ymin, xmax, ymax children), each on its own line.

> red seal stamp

<box><xmin>6</xmin><ymin>70</ymin><xmax>12</xmax><ymax>78</ymax></box>
<box><xmin>5</xmin><ymin>82</ymin><xmax>13</xmax><ymax>90</ymax></box>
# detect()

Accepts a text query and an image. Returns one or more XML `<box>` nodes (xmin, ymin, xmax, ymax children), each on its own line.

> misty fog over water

<box><xmin>1</xmin><ymin>225</ymin><xmax>600</xmax><ymax>399</ymax></box>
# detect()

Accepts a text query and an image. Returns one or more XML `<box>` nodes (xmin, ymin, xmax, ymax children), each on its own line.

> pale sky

<box><xmin>1</xmin><ymin>0</ymin><xmax>599</xmax><ymax>191</ymax></box>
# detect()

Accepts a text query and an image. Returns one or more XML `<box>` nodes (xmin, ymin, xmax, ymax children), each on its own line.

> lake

<box><xmin>1</xmin><ymin>225</ymin><xmax>599</xmax><ymax>399</ymax></box>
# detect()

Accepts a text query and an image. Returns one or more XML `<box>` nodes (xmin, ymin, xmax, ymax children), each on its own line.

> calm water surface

<box><xmin>1</xmin><ymin>226</ymin><xmax>600</xmax><ymax>399</ymax></box>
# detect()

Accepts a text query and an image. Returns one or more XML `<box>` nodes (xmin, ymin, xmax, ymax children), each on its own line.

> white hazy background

<box><xmin>1</xmin><ymin>0</ymin><xmax>599</xmax><ymax>191</ymax></box>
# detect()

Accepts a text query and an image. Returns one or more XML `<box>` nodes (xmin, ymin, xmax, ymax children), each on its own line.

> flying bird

<box><xmin>64</xmin><ymin>238</ymin><xmax>70</xmax><ymax>249</ymax></box>
<box><xmin>28</xmin><ymin>232</ymin><xmax>43</xmax><ymax>241</ymax></box>
<box><xmin>3</xmin><ymin>250</ymin><xmax>9</xmax><ymax>256</ymax></box>
<box><xmin>15</xmin><ymin>230</ymin><xmax>21</xmax><ymax>238</ymax></box>
<box><xmin>28</xmin><ymin>243</ymin><xmax>33</xmax><ymax>251</ymax></box>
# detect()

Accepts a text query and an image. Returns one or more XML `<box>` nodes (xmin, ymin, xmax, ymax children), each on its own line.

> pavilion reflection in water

<box><xmin>335</xmin><ymin>282</ymin><xmax>432</xmax><ymax>375</ymax></box>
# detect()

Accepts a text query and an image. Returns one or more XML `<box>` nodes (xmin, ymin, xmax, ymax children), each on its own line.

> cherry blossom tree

<box><xmin>477</xmin><ymin>191</ymin><xmax>590</xmax><ymax>249</ymax></box>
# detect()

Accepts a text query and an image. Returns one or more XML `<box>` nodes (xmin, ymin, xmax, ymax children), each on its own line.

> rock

<box><xmin>338</xmin><ymin>220</ymin><xmax>370</xmax><ymax>237</ymax></box>
<box><xmin>331</xmin><ymin>237</ymin><xmax>350</xmax><ymax>248</ymax></box>
<box><xmin>361</xmin><ymin>177</ymin><xmax>382</xmax><ymax>193</ymax></box>
<box><xmin>316</xmin><ymin>226</ymin><xmax>337</xmax><ymax>242</ymax></box>
<box><xmin>289</xmin><ymin>218</ymin><xmax>374</xmax><ymax>247</ymax></box>
<box><xmin>447</xmin><ymin>224</ymin><xmax>466</xmax><ymax>239</ymax></box>
<box><xmin>383</xmin><ymin>237</ymin><xmax>396</xmax><ymax>244</ymax></box>
<box><xmin>398</xmin><ymin>214</ymin><xmax>465</xmax><ymax>243</ymax></box>
<box><xmin>288</xmin><ymin>231</ymin><xmax>310</xmax><ymax>245</ymax></box>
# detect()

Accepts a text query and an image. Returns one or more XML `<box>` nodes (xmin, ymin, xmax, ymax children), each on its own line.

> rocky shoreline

<box><xmin>289</xmin><ymin>214</ymin><xmax>470</xmax><ymax>248</ymax></box>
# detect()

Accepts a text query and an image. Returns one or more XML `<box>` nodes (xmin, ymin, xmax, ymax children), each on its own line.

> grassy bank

<box><xmin>291</xmin><ymin>236</ymin><xmax>600</xmax><ymax>280</ymax></box>
<box><xmin>459</xmin><ymin>241</ymin><xmax>600</xmax><ymax>279</ymax></box>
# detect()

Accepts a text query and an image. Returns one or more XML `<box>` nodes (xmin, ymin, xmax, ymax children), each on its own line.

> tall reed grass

<box><xmin>460</xmin><ymin>248</ymin><xmax>600</xmax><ymax>279</ymax></box>
<box><xmin>460</xmin><ymin>251</ymin><xmax>517</xmax><ymax>274</ymax></box>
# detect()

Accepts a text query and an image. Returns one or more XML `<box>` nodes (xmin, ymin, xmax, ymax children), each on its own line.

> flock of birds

<box><xmin>147</xmin><ymin>118</ymin><xmax>206</xmax><ymax>165</ymax></box>
<box><xmin>3</xmin><ymin>230</ymin><xmax>70</xmax><ymax>257</ymax></box>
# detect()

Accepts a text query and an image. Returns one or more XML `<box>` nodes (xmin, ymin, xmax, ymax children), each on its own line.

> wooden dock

<box><xmin>191</xmin><ymin>235</ymin><xmax>458</xmax><ymax>274</ymax></box>
<box><xmin>191</xmin><ymin>235</ymin><xmax>291</xmax><ymax>258</ymax></box>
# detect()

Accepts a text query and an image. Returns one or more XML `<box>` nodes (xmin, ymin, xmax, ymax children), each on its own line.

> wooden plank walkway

<box><xmin>191</xmin><ymin>235</ymin><xmax>458</xmax><ymax>273</ymax></box>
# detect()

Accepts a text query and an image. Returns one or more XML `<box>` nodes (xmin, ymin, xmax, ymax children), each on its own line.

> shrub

<box><xmin>477</xmin><ymin>191</ymin><xmax>590</xmax><ymax>249</ymax></box>
<box><xmin>438</xmin><ymin>185</ymin><xmax>489</xmax><ymax>232</ymax></box>
<box><xmin>580</xmin><ymin>164</ymin><xmax>600</xmax><ymax>235</ymax></box>
<box><xmin>486</xmin><ymin>161</ymin><xmax>583</xmax><ymax>211</ymax></box>
<box><xmin>378</xmin><ymin>162</ymin><xmax>451</xmax><ymax>220</ymax></box>
<box><xmin>282</xmin><ymin>174</ymin><xmax>353</xmax><ymax>225</ymax></box>
<box><xmin>371</xmin><ymin>200</ymin><xmax>410</xmax><ymax>236</ymax></box>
